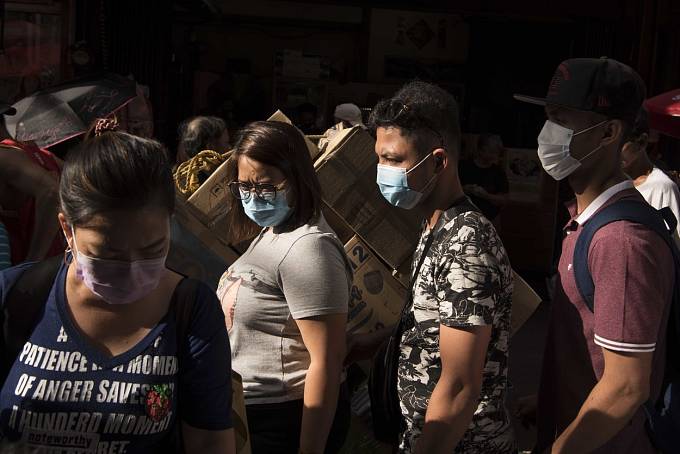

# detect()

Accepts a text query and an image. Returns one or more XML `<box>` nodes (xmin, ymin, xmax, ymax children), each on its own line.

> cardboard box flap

<box><xmin>510</xmin><ymin>270</ymin><xmax>542</xmax><ymax>336</ymax></box>
<box><xmin>187</xmin><ymin>156</ymin><xmax>232</xmax><ymax>223</ymax></box>
<box><xmin>168</xmin><ymin>195</ymin><xmax>240</xmax><ymax>290</ymax></box>
<box><xmin>174</xmin><ymin>194</ymin><xmax>238</xmax><ymax>264</ymax></box>
<box><xmin>267</xmin><ymin>110</ymin><xmax>320</xmax><ymax>160</ymax></box>
<box><xmin>314</xmin><ymin>126</ymin><xmax>357</xmax><ymax>169</ymax></box>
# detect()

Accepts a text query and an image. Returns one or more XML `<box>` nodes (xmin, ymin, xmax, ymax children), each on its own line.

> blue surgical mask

<box><xmin>241</xmin><ymin>189</ymin><xmax>293</xmax><ymax>227</ymax></box>
<box><xmin>376</xmin><ymin>153</ymin><xmax>437</xmax><ymax>210</ymax></box>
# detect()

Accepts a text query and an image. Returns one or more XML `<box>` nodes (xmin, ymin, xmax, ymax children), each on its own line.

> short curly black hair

<box><xmin>369</xmin><ymin>80</ymin><xmax>461</xmax><ymax>157</ymax></box>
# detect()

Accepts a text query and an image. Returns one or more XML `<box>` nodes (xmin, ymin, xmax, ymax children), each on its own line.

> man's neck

<box><xmin>573</xmin><ymin>171</ymin><xmax>628</xmax><ymax>215</ymax></box>
<box><xmin>626</xmin><ymin>156</ymin><xmax>654</xmax><ymax>187</ymax></box>
<box><xmin>420</xmin><ymin>173</ymin><xmax>465</xmax><ymax>230</ymax></box>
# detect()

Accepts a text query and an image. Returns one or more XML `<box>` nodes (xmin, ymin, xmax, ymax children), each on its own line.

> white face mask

<box><xmin>537</xmin><ymin>119</ymin><xmax>607</xmax><ymax>180</ymax></box>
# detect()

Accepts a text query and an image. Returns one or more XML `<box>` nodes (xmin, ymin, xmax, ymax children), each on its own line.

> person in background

<box><xmin>0</xmin><ymin>221</ymin><xmax>10</xmax><ymax>270</ymax></box>
<box><xmin>318</xmin><ymin>103</ymin><xmax>367</xmax><ymax>153</ymax></box>
<box><xmin>460</xmin><ymin>133</ymin><xmax>510</xmax><ymax>221</ymax></box>
<box><xmin>176</xmin><ymin>116</ymin><xmax>230</xmax><ymax>164</ymax></box>
<box><xmin>0</xmin><ymin>119</ymin><xmax>236</xmax><ymax>453</ymax></box>
<box><xmin>296</xmin><ymin>102</ymin><xmax>322</xmax><ymax>135</ymax></box>
<box><xmin>0</xmin><ymin>103</ymin><xmax>63</xmax><ymax>265</ymax></box>
<box><xmin>219</xmin><ymin>121</ymin><xmax>352</xmax><ymax>454</ymax></box>
<box><xmin>515</xmin><ymin>57</ymin><xmax>671</xmax><ymax>454</ymax></box>
<box><xmin>350</xmin><ymin>81</ymin><xmax>516</xmax><ymax>453</ymax></box>
<box><xmin>333</xmin><ymin>103</ymin><xmax>367</xmax><ymax>129</ymax></box>
<box><xmin>621</xmin><ymin>108</ymin><xmax>680</xmax><ymax>245</ymax></box>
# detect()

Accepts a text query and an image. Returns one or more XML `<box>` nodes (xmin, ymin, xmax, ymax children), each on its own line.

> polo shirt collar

<box><xmin>575</xmin><ymin>180</ymin><xmax>635</xmax><ymax>225</ymax></box>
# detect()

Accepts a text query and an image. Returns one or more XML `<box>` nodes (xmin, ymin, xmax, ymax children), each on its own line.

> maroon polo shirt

<box><xmin>536</xmin><ymin>181</ymin><xmax>674</xmax><ymax>454</ymax></box>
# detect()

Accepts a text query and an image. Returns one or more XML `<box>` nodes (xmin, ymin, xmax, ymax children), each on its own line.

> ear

<box><xmin>58</xmin><ymin>213</ymin><xmax>72</xmax><ymax>247</ymax></box>
<box><xmin>601</xmin><ymin>120</ymin><xmax>625</xmax><ymax>147</ymax></box>
<box><xmin>433</xmin><ymin>148</ymin><xmax>447</xmax><ymax>171</ymax></box>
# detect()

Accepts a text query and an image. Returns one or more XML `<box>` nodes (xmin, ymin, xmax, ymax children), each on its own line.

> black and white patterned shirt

<box><xmin>397</xmin><ymin>202</ymin><xmax>515</xmax><ymax>453</ymax></box>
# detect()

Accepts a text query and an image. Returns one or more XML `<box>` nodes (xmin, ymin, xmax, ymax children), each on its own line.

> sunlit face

<box><xmin>236</xmin><ymin>156</ymin><xmax>290</xmax><ymax>205</ymax></box>
<box><xmin>375</xmin><ymin>126</ymin><xmax>443</xmax><ymax>193</ymax></box>
<box><xmin>60</xmin><ymin>207</ymin><xmax>170</xmax><ymax>262</ymax></box>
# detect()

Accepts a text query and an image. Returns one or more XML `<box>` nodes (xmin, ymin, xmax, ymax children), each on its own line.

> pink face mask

<box><xmin>69</xmin><ymin>226</ymin><xmax>167</xmax><ymax>305</ymax></box>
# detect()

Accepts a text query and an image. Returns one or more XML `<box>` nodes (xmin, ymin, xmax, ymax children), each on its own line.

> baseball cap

<box><xmin>0</xmin><ymin>103</ymin><xmax>16</xmax><ymax>116</ymax></box>
<box><xmin>334</xmin><ymin>103</ymin><xmax>364</xmax><ymax>126</ymax></box>
<box><xmin>514</xmin><ymin>57</ymin><xmax>646</xmax><ymax>125</ymax></box>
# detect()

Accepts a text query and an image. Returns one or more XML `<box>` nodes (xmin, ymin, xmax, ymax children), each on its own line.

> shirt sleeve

<box><xmin>590</xmin><ymin>221</ymin><xmax>674</xmax><ymax>353</ymax></box>
<box><xmin>278</xmin><ymin>234</ymin><xmax>351</xmax><ymax>320</ymax></box>
<box><xmin>435</xmin><ymin>213</ymin><xmax>510</xmax><ymax>327</ymax></box>
<box><xmin>0</xmin><ymin>263</ymin><xmax>35</xmax><ymax>307</ymax></box>
<box><xmin>179</xmin><ymin>281</ymin><xmax>233</xmax><ymax>430</ymax></box>
<box><xmin>663</xmin><ymin>182</ymin><xmax>680</xmax><ymax>239</ymax></box>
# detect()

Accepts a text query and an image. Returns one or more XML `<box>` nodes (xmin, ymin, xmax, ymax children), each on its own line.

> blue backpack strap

<box><xmin>573</xmin><ymin>199</ymin><xmax>675</xmax><ymax>313</ymax></box>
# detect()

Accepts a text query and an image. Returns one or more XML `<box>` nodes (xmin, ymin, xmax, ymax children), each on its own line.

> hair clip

<box><xmin>94</xmin><ymin>117</ymin><xmax>120</xmax><ymax>137</ymax></box>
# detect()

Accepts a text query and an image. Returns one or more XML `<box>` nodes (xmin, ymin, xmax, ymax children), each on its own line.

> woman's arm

<box><xmin>183</xmin><ymin>424</ymin><xmax>235</xmax><ymax>454</ymax></box>
<box><xmin>296</xmin><ymin>314</ymin><xmax>347</xmax><ymax>454</ymax></box>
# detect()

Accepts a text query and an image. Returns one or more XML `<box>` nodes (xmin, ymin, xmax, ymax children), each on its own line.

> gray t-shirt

<box><xmin>217</xmin><ymin>215</ymin><xmax>352</xmax><ymax>404</ymax></box>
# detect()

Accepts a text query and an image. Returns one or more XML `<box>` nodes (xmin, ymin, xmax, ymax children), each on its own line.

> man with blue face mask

<box><xmin>515</xmin><ymin>58</ymin><xmax>674</xmax><ymax>453</ymax></box>
<box><xmin>353</xmin><ymin>81</ymin><xmax>516</xmax><ymax>453</ymax></box>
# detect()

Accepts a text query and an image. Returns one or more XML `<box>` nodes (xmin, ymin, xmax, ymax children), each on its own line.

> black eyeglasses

<box><xmin>228</xmin><ymin>181</ymin><xmax>286</xmax><ymax>202</ymax></box>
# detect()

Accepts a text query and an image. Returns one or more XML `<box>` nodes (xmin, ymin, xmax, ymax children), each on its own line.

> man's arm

<box><xmin>0</xmin><ymin>149</ymin><xmax>60</xmax><ymax>261</ymax></box>
<box><xmin>549</xmin><ymin>348</ymin><xmax>652</xmax><ymax>453</ymax></box>
<box><xmin>413</xmin><ymin>324</ymin><xmax>492</xmax><ymax>454</ymax></box>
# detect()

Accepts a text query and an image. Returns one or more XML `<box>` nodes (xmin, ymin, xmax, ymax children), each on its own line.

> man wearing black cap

<box><xmin>516</xmin><ymin>58</ymin><xmax>673</xmax><ymax>453</ymax></box>
<box><xmin>0</xmin><ymin>102</ymin><xmax>63</xmax><ymax>264</ymax></box>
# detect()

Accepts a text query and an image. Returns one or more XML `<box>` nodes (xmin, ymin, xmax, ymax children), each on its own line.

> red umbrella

<box><xmin>644</xmin><ymin>88</ymin><xmax>680</xmax><ymax>139</ymax></box>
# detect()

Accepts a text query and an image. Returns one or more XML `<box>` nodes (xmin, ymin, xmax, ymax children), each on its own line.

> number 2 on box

<box><xmin>352</xmin><ymin>245</ymin><xmax>369</xmax><ymax>265</ymax></box>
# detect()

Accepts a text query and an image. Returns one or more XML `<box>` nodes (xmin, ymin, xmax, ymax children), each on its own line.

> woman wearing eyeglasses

<box><xmin>218</xmin><ymin>121</ymin><xmax>352</xmax><ymax>454</ymax></box>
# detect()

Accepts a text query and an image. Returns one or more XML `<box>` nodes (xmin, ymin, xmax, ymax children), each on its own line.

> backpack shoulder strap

<box><xmin>573</xmin><ymin>199</ymin><xmax>675</xmax><ymax>313</ymax></box>
<box><xmin>1</xmin><ymin>255</ymin><xmax>62</xmax><ymax>384</ymax></box>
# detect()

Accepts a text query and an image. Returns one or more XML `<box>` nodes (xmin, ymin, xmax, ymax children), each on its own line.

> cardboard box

<box><xmin>322</xmin><ymin>201</ymin><xmax>355</xmax><ymax>245</ymax></box>
<box><xmin>267</xmin><ymin>110</ymin><xmax>320</xmax><ymax>160</ymax></box>
<box><xmin>316</xmin><ymin>126</ymin><xmax>422</xmax><ymax>270</ymax></box>
<box><xmin>187</xmin><ymin>156</ymin><xmax>232</xmax><ymax>226</ymax></box>
<box><xmin>345</xmin><ymin>236</ymin><xmax>406</xmax><ymax>335</ymax></box>
<box><xmin>511</xmin><ymin>270</ymin><xmax>542</xmax><ymax>336</ymax></box>
<box><xmin>187</xmin><ymin>156</ymin><xmax>231</xmax><ymax>250</ymax></box>
<box><xmin>167</xmin><ymin>195</ymin><xmax>239</xmax><ymax>290</ymax></box>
